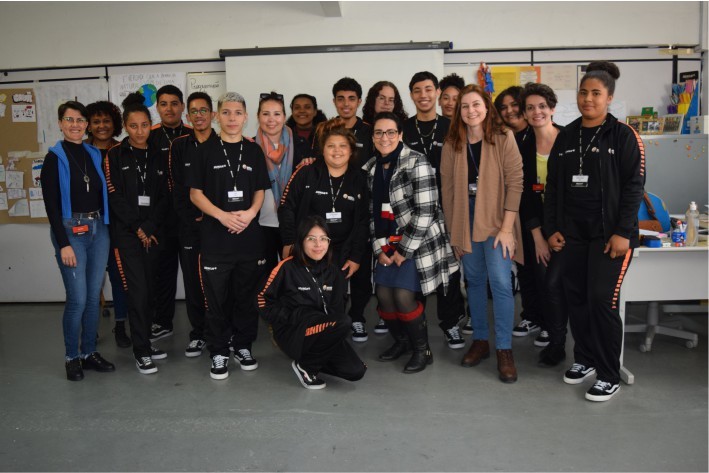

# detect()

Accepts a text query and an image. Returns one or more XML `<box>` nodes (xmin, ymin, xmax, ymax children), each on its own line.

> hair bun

<box><xmin>586</xmin><ymin>61</ymin><xmax>620</xmax><ymax>80</ymax></box>
<box><xmin>122</xmin><ymin>92</ymin><xmax>145</xmax><ymax>109</ymax></box>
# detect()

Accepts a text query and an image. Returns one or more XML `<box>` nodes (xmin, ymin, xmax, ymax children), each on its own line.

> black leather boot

<box><xmin>378</xmin><ymin>318</ymin><xmax>411</xmax><ymax>361</ymax></box>
<box><xmin>113</xmin><ymin>321</ymin><xmax>132</xmax><ymax>348</ymax></box>
<box><xmin>402</xmin><ymin>314</ymin><xmax>433</xmax><ymax>373</ymax></box>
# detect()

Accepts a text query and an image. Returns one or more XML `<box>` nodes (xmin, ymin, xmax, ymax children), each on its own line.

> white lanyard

<box><xmin>304</xmin><ymin>266</ymin><xmax>328</xmax><ymax>315</ymax></box>
<box><xmin>415</xmin><ymin>116</ymin><xmax>438</xmax><ymax>157</ymax></box>
<box><xmin>328</xmin><ymin>173</ymin><xmax>345</xmax><ymax>212</ymax></box>
<box><xmin>162</xmin><ymin>124</ymin><xmax>183</xmax><ymax>145</ymax></box>
<box><xmin>130</xmin><ymin>145</ymin><xmax>149</xmax><ymax>195</ymax></box>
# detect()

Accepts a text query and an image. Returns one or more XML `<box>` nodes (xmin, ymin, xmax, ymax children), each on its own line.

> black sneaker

<box><xmin>113</xmin><ymin>323</ymin><xmax>132</xmax><ymax>348</ymax></box>
<box><xmin>135</xmin><ymin>356</ymin><xmax>158</xmax><ymax>374</ymax></box>
<box><xmin>233</xmin><ymin>348</ymin><xmax>259</xmax><ymax>371</ymax></box>
<box><xmin>82</xmin><ymin>352</ymin><xmax>116</xmax><ymax>372</ymax></box>
<box><xmin>373</xmin><ymin>318</ymin><xmax>389</xmax><ymax>334</ymax></box>
<box><xmin>65</xmin><ymin>357</ymin><xmax>84</xmax><ymax>381</ymax></box>
<box><xmin>512</xmin><ymin>319</ymin><xmax>540</xmax><ymax>337</ymax></box>
<box><xmin>534</xmin><ymin>330</ymin><xmax>550</xmax><ymax>347</ymax></box>
<box><xmin>538</xmin><ymin>344</ymin><xmax>566</xmax><ymax>367</ymax></box>
<box><xmin>443</xmin><ymin>325</ymin><xmax>466</xmax><ymax>349</ymax></box>
<box><xmin>292</xmin><ymin>361</ymin><xmax>326</xmax><ymax>390</ymax></box>
<box><xmin>185</xmin><ymin>339</ymin><xmax>206</xmax><ymax>358</ymax></box>
<box><xmin>150</xmin><ymin>323</ymin><xmax>173</xmax><ymax>342</ymax></box>
<box><xmin>150</xmin><ymin>346</ymin><xmax>168</xmax><ymax>360</ymax></box>
<box><xmin>563</xmin><ymin>363</ymin><xmax>596</xmax><ymax>385</ymax></box>
<box><xmin>351</xmin><ymin>322</ymin><xmax>368</xmax><ymax>342</ymax></box>
<box><xmin>210</xmin><ymin>355</ymin><xmax>229</xmax><ymax>380</ymax></box>
<box><xmin>461</xmin><ymin>316</ymin><xmax>473</xmax><ymax>335</ymax></box>
<box><xmin>585</xmin><ymin>380</ymin><xmax>620</xmax><ymax>401</ymax></box>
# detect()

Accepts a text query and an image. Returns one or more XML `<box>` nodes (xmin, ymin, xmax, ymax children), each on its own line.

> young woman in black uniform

<box><xmin>278</xmin><ymin>118</ymin><xmax>370</xmax><ymax>339</ymax></box>
<box><xmin>187</xmin><ymin>92</ymin><xmax>271</xmax><ymax>380</ymax></box>
<box><xmin>362</xmin><ymin>81</ymin><xmax>408</xmax><ymax>125</ymax></box>
<box><xmin>41</xmin><ymin>101</ymin><xmax>114</xmax><ymax>381</ymax></box>
<box><xmin>258</xmin><ymin>215</ymin><xmax>366</xmax><ymax>389</ymax></box>
<box><xmin>105</xmin><ymin>92</ymin><xmax>168</xmax><ymax>374</ymax></box>
<box><xmin>285</xmin><ymin>93</ymin><xmax>327</xmax><ymax>151</ymax></box>
<box><xmin>543</xmin><ymin>61</ymin><xmax>644</xmax><ymax>401</ymax></box>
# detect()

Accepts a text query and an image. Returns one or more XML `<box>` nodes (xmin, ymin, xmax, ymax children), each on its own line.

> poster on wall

<box><xmin>187</xmin><ymin>72</ymin><xmax>226</xmax><ymax>132</ymax></box>
<box><xmin>109</xmin><ymin>72</ymin><xmax>187</xmax><ymax>124</ymax></box>
<box><xmin>35</xmin><ymin>79</ymin><xmax>109</xmax><ymax>145</ymax></box>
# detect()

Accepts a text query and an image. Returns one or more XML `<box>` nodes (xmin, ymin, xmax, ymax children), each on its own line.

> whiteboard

<box><xmin>226</xmin><ymin>49</ymin><xmax>444</xmax><ymax>137</ymax></box>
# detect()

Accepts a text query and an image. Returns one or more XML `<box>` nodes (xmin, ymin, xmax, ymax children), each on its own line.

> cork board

<box><xmin>0</xmin><ymin>88</ymin><xmax>45</xmax><ymax>224</ymax></box>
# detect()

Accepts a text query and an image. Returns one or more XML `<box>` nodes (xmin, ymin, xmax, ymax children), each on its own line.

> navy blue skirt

<box><xmin>373</xmin><ymin>258</ymin><xmax>421</xmax><ymax>292</ymax></box>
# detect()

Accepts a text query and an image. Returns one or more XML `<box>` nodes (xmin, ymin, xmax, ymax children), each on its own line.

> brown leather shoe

<box><xmin>461</xmin><ymin>340</ymin><xmax>490</xmax><ymax>367</ymax></box>
<box><xmin>497</xmin><ymin>349</ymin><xmax>518</xmax><ymax>383</ymax></box>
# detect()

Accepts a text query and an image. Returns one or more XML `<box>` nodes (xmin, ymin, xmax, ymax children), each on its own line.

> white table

<box><xmin>620</xmin><ymin>246</ymin><xmax>708</xmax><ymax>384</ymax></box>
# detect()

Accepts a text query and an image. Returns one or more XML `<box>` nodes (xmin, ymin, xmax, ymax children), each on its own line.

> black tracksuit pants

<box><xmin>332</xmin><ymin>244</ymin><xmax>372</xmax><ymax>325</ymax></box>
<box><xmin>554</xmin><ymin>215</ymin><xmax>633</xmax><ymax>384</ymax></box>
<box><xmin>200</xmin><ymin>252</ymin><xmax>266</xmax><ymax>357</ymax></box>
<box><xmin>178</xmin><ymin>238</ymin><xmax>205</xmax><ymax>341</ymax></box>
<box><xmin>543</xmin><ymin>251</ymin><xmax>568</xmax><ymax>346</ymax></box>
<box><xmin>114</xmin><ymin>243</ymin><xmax>159</xmax><ymax>358</ymax></box>
<box><xmin>153</xmin><ymin>233</ymin><xmax>180</xmax><ymax>329</ymax></box>
<box><xmin>516</xmin><ymin>229</ymin><xmax>547</xmax><ymax>330</ymax></box>
<box><xmin>299</xmin><ymin>320</ymin><xmax>366</xmax><ymax>381</ymax></box>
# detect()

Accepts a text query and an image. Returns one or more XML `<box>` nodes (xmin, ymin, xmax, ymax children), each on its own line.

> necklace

<box><xmin>64</xmin><ymin>143</ymin><xmax>90</xmax><ymax>192</ymax></box>
<box><xmin>577</xmin><ymin>120</ymin><xmax>605</xmax><ymax>174</ymax></box>
<box><xmin>415</xmin><ymin>116</ymin><xmax>438</xmax><ymax>157</ymax></box>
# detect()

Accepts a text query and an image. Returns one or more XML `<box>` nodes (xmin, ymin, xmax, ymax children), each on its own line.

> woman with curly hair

<box><xmin>362</xmin><ymin>81</ymin><xmax>408</xmax><ymax>125</ymax></box>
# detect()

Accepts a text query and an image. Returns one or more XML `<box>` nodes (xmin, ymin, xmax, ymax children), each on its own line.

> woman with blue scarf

<box><xmin>40</xmin><ymin>101</ymin><xmax>114</xmax><ymax>381</ymax></box>
<box><xmin>255</xmin><ymin>92</ymin><xmax>310</xmax><ymax>274</ymax></box>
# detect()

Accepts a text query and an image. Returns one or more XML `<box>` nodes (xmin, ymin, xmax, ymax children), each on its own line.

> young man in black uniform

<box><xmin>402</xmin><ymin>71</ymin><xmax>466</xmax><ymax>350</ymax></box>
<box><xmin>186</xmin><ymin>92</ymin><xmax>270</xmax><ymax>380</ymax></box>
<box><xmin>149</xmin><ymin>85</ymin><xmax>193</xmax><ymax>342</ymax></box>
<box><xmin>169</xmin><ymin>92</ymin><xmax>216</xmax><ymax>358</ymax></box>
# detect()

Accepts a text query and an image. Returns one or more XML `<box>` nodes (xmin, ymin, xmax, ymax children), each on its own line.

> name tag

<box><xmin>72</xmin><ymin>224</ymin><xmax>89</xmax><ymax>236</ymax></box>
<box><xmin>355</xmin><ymin>143</ymin><xmax>363</xmax><ymax>148</ymax></box>
<box><xmin>228</xmin><ymin>189</ymin><xmax>244</xmax><ymax>202</ymax></box>
<box><xmin>468</xmin><ymin>183</ymin><xmax>477</xmax><ymax>195</ymax></box>
<box><xmin>138</xmin><ymin>195</ymin><xmax>151</xmax><ymax>206</ymax></box>
<box><xmin>326</xmin><ymin>211</ymin><xmax>342</xmax><ymax>223</ymax></box>
<box><xmin>572</xmin><ymin>174</ymin><xmax>589</xmax><ymax>188</ymax></box>
<box><xmin>532</xmin><ymin>183</ymin><xmax>545</xmax><ymax>193</ymax></box>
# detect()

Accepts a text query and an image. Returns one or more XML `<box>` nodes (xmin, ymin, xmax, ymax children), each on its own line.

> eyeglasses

<box><xmin>376</xmin><ymin>95</ymin><xmax>395</xmax><ymax>105</ymax></box>
<box><xmin>305</xmin><ymin>235</ymin><xmax>331</xmax><ymax>244</ymax></box>
<box><xmin>189</xmin><ymin>108</ymin><xmax>211</xmax><ymax>116</ymax></box>
<box><xmin>260</xmin><ymin>92</ymin><xmax>284</xmax><ymax>102</ymax></box>
<box><xmin>373</xmin><ymin>129</ymin><xmax>399</xmax><ymax>140</ymax></box>
<box><xmin>62</xmin><ymin>117</ymin><xmax>88</xmax><ymax>125</ymax></box>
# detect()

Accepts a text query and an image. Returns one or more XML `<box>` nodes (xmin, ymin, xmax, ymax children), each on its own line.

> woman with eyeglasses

<box><xmin>364</xmin><ymin>111</ymin><xmax>458</xmax><ymax>374</ymax></box>
<box><xmin>85</xmin><ymin>100</ymin><xmax>131</xmax><ymax>348</ymax></box>
<box><xmin>104</xmin><ymin>92</ymin><xmax>169</xmax><ymax>375</ymax></box>
<box><xmin>285</xmin><ymin>93</ymin><xmax>327</xmax><ymax>151</ymax></box>
<box><xmin>279</xmin><ymin>117</ymin><xmax>369</xmax><ymax>341</ymax></box>
<box><xmin>255</xmin><ymin>91</ymin><xmax>312</xmax><ymax>274</ymax></box>
<box><xmin>440</xmin><ymin>84</ymin><xmax>524</xmax><ymax>383</ymax></box>
<box><xmin>40</xmin><ymin>101</ymin><xmax>114</xmax><ymax>381</ymax></box>
<box><xmin>362</xmin><ymin>81</ymin><xmax>408</xmax><ymax>126</ymax></box>
<box><xmin>259</xmin><ymin>215</ymin><xmax>366</xmax><ymax>389</ymax></box>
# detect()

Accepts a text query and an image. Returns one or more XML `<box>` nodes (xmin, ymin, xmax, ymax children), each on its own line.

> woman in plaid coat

<box><xmin>363</xmin><ymin>111</ymin><xmax>458</xmax><ymax>373</ymax></box>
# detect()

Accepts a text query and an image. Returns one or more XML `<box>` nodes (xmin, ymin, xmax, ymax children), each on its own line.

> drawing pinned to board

<box><xmin>29</xmin><ymin>200</ymin><xmax>47</xmax><ymax>218</ymax></box>
<box><xmin>32</xmin><ymin>159</ymin><xmax>43</xmax><ymax>187</ymax></box>
<box><xmin>0</xmin><ymin>164</ymin><xmax>5</xmax><ymax>182</ymax></box>
<box><xmin>7</xmin><ymin>188</ymin><xmax>26</xmax><ymax>200</ymax></box>
<box><xmin>12</xmin><ymin>104</ymin><xmax>36</xmax><ymax>123</ymax></box>
<box><xmin>109</xmin><ymin>72</ymin><xmax>186</xmax><ymax>124</ymax></box>
<box><xmin>0</xmin><ymin>93</ymin><xmax>6</xmax><ymax>118</ymax></box>
<box><xmin>0</xmin><ymin>193</ymin><xmax>7</xmax><ymax>211</ymax></box>
<box><xmin>8</xmin><ymin>199</ymin><xmax>29</xmax><ymax>217</ymax></box>
<box><xmin>29</xmin><ymin>188</ymin><xmax>43</xmax><ymax>200</ymax></box>
<box><xmin>5</xmin><ymin>170</ymin><xmax>23</xmax><ymax>189</ymax></box>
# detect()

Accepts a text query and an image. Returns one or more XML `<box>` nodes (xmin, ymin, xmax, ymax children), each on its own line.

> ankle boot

<box><xmin>402</xmin><ymin>312</ymin><xmax>433</xmax><ymax>373</ymax></box>
<box><xmin>461</xmin><ymin>339</ymin><xmax>490</xmax><ymax>367</ymax></box>
<box><xmin>113</xmin><ymin>321</ymin><xmax>132</xmax><ymax>348</ymax></box>
<box><xmin>378</xmin><ymin>319</ymin><xmax>411</xmax><ymax>362</ymax></box>
<box><xmin>497</xmin><ymin>349</ymin><xmax>518</xmax><ymax>383</ymax></box>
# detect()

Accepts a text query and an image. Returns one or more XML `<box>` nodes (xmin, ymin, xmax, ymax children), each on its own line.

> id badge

<box><xmin>468</xmin><ymin>182</ymin><xmax>477</xmax><ymax>195</ymax></box>
<box><xmin>532</xmin><ymin>183</ymin><xmax>545</xmax><ymax>193</ymax></box>
<box><xmin>138</xmin><ymin>195</ymin><xmax>151</xmax><ymax>206</ymax></box>
<box><xmin>326</xmin><ymin>211</ymin><xmax>342</xmax><ymax>223</ymax></box>
<box><xmin>72</xmin><ymin>224</ymin><xmax>89</xmax><ymax>236</ymax></box>
<box><xmin>227</xmin><ymin>189</ymin><xmax>244</xmax><ymax>203</ymax></box>
<box><xmin>572</xmin><ymin>174</ymin><xmax>589</xmax><ymax>188</ymax></box>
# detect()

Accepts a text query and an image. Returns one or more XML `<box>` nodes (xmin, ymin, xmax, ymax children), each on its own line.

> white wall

<box><xmin>0</xmin><ymin>2</ymin><xmax>702</xmax><ymax>70</ymax></box>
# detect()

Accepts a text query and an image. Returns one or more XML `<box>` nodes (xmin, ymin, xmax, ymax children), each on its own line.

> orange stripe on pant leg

<box><xmin>611</xmin><ymin>250</ymin><xmax>633</xmax><ymax>309</ymax></box>
<box><xmin>198</xmin><ymin>253</ymin><xmax>208</xmax><ymax>311</ymax></box>
<box><xmin>113</xmin><ymin>248</ymin><xmax>128</xmax><ymax>291</ymax></box>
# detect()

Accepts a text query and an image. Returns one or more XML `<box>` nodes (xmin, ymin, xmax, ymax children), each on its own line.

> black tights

<box><xmin>376</xmin><ymin>286</ymin><xmax>418</xmax><ymax>314</ymax></box>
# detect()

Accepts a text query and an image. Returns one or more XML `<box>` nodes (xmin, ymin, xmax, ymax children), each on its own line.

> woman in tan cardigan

<box><xmin>440</xmin><ymin>84</ymin><xmax>524</xmax><ymax>383</ymax></box>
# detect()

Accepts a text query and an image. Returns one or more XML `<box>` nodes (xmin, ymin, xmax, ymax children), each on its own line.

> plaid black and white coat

<box><xmin>363</xmin><ymin>145</ymin><xmax>459</xmax><ymax>296</ymax></box>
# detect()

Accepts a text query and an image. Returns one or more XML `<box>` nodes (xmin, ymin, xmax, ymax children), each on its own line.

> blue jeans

<box><xmin>50</xmin><ymin>217</ymin><xmax>110</xmax><ymax>359</ymax></box>
<box><xmin>461</xmin><ymin>236</ymin><xmax>514</xmax><ymax>349</ymax></box>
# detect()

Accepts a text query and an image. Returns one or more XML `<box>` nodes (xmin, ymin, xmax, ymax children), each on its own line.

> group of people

<box><xmin>42</xmin><ymin>60</ymin><xmax>645</xmax><ymax>401</ymax></box>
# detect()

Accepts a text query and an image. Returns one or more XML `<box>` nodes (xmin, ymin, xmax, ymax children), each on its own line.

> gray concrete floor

<box><xmin>0</xmin><ymin>299</ymin><xmax>707</xmax><ymax>472</ymax></box>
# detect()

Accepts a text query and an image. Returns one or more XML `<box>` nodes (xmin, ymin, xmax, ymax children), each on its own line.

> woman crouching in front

<box><xmin>258</xmin><ymin>215</ymin><xmax>366</xmax><ymax>389</ymax></box>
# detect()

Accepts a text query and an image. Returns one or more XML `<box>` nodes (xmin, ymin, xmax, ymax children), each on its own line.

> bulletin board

<box><xmin>0</xmin><ymin>88</ymin><xmax>46</xmax><ymax>224</ymax></box>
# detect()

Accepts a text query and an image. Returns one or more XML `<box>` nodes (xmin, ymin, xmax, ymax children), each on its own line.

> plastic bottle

<box><xmin>672</xmin><ymin>220</ymin><xmax>686</xmax><ymax>247</ymax></box>
<box><xmin>685</xmin><ymin>201</ymin><xmax>700</xmax><ymax>246</ymax></box>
